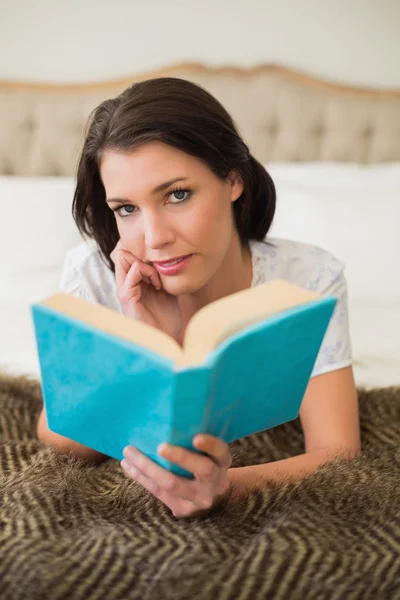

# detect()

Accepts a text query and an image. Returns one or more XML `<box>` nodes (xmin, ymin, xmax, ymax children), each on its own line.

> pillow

<box><xmin>266</xmin><ymin>163</ymin><xmax>400</xmax><ymax>303</ymax></box>
<box><xmin>0</xmin><ymin>176</ymin><xmax>83</xmax><ymax>303</ymax></box>
<box><xmin>348</xmin><ymin>299</ymin><xmax>400</xmax><ymax>387</ymax></box>
<box><xmin>0</xmin><ymin>176</ymin><xmax>83</xmax><ymax>377</ymax></box>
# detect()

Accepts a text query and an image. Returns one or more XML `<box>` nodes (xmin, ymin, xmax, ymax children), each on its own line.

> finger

<box><xmin>123</xmin><ymin>262</ymin><xmax>144</xmax><ymax>294</ymax></box>
<box><xmin>192</xmin><ymin>435</ymin><xmax>232</xmax><ymax>469</ymax></box>
<box><xmin>120</xmin><ymin>251</ymin><xmax>135</xmax><ymax>274</ymax></box>
<box><xmin>121</xmin><ymin>461</ymin><xmax>198</xmax><ymax>517</ymax></box>
<box><xmin>121</xmin><ymin>458</ymin><xmax>166</xmax><ymax>498</ymax></box>
<box><xmin>110</xmin><ymin>240</ymin><xmax>123</xmax><ymax>264</ymax></box>
<box><xmin>122</xmin><ymin>446</ymin><xmax>197</xmax><ymax>502</ymax></box>
<box><xmin>148</xmin><ymin>266</ymin><xmax>163</xmax><ymax>290</ymax></box>
<box><xmin>111</xmin><ymin>242</ymin><xmax>131</xmax><ymax>269</ymax></box>
<box><xmin>158</xmin><ymin>442</ymin><xmax>218</xmax><ymax>481</ymax></box>
<box><xmin>137</xmin><ymin>262</ymin><xmax>162</xmax><ymax>290</ymax></box>
<box><xmin>114</xmin><ymin>249</ymin><xmax>135</xmax><ymax>290</ymax></box>
<box><xmin>113</xmin><ymin>249</ymin><xmax>124</xmax><ymax>289</ymax></box>
<box><xmin>124</xmin><ymin>261</ymin><xmax>158</xmax><ymax>296</ymax></box>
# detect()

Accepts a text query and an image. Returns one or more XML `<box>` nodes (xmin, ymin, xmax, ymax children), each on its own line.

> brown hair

<box><xmin>72</xmin><ymin>77</ymin><xmax>276</xmax><ymax>272</ymax></box>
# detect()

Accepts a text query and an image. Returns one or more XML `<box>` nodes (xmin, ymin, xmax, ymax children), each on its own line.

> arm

<box><xmin>41</xmin><ymin>248</ymin><xmax>112</xmax><ymax>464</ymax></box>
<box><xmin>37</xmin><ymin>407</ymin><xmax>109</xmax><ymax>465</ymax></box>
<box><xmin>228</xmin><ymin>365</ymin><xmax>361</xmax><ymax>492</ymax></box>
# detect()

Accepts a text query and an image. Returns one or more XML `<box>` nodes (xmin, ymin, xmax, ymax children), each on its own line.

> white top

<box><xmin>59</xmin><ymin>237</ymin><xmax>353</xmax><ymax>378</ymax></box>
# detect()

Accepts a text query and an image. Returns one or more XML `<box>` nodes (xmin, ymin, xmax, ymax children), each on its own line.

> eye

<box><xmin>112</xmin><ymin>205</ymin><xmax>136</xmax><ymax>218</ymax></box>
<box><xmin>168</xmin><ymin>188</ymin><xmax>192</xmax><ymax>203</ymax></box>
<box><xmin>111</xmin><ymin>187</ymin><xmax>192</xmax><ymax>219</ymax></box>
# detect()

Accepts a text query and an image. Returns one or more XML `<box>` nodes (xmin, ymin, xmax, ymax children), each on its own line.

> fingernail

<box><xmin>123</xmin><ymin>446</ymin><xmax>136</xmax><ymax>460</ymax></box>
<box><xmin>121</xmin><ymin>460</ymin><xmax>137</xmax><ymax>476</ymax></box>
<box><xmin>157</xmin><ymin>443</ymin><xmax>168</xmax><ymax>455</ymax></box>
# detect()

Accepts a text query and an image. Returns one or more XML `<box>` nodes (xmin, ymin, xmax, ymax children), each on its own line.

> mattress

<box><xmin>1</xmin><ymin>298</ymin><xmax>399</xmax><ymax>389</ymax></box>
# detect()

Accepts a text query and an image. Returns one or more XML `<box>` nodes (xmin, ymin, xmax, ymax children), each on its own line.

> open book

<box><xmin>31</xmin><ymin>279</ymin><xmax>336</xmax><ymax>478</ymax></box>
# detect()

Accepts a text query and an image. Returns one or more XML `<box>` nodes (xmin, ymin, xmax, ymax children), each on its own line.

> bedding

<box><xmin>267</xmin><ymin>162</ymin><xmax>400</xmax><ymax>303</ymax></box>
<box><xmin>0</xmin><ymin>176</ymin><xmax>80</xmax><ymax>377</ymax></box>
<box><xmin>1</xmin><ymin>61</ymin><xmax>399</xmax><ymax>600</ymax></box>
<box><xmin>0</xmin><ymin>176</ymin><xmax>80</xmax><ymax>303</ymax></box>
<box><xmin>350</xmin><ymin>302</ymin><xmax>400</xmax><ymax>387</ymax></box>
<box><xmin>0</xmin><ymin>165</ymin><xmax>399</xmax><ymax>387</ymax></box>
<box><xmin>0</xmin><ymin>370</ymin><xmax>399</xmax><ymax>599</ymax></box>
<box><xmin>3</xmin><ymin>300</ymin><xmax>399</xmax><ymax>387</ymax></box>
<box><xmin>267</xmin><ymin>162</ymin><xmax>400</xmax><ymax>386</ymax></box>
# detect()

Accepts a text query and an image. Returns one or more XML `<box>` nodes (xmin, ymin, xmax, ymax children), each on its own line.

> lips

<box><xmin>153</xmin><ymin>255</ymin><xmax>191</xmax><ymax>266</ymax></box>
<box><xmin>153</xmin><ymin>254</ymin><xmax>193</xmax><ymax>275</ymax></box>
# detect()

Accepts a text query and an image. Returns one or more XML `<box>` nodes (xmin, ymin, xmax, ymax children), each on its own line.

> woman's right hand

<box><xmin>110</xmin><ymin>240</ymin><xmax>183</xmax><ymax>342</ymax></box>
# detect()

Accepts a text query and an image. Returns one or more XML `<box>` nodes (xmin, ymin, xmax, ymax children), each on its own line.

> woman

<box><xmin>37</xmin><ymin>77</ymin><xmax>361</xmax><ymax>519</ymax></box>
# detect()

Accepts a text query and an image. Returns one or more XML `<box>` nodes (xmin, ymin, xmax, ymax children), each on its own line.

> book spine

<box><xmin>168</xmin><ymin>364</ymin><xmax>212</xmax><ymax>450</ymax></box>
<box><xmin>205</xmin><ymin>355</ymin><xmax>241</xmax><ymax>443</ymax></box>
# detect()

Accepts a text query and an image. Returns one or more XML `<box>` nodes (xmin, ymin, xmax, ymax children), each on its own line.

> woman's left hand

<box><xmin>121</xmin><ymin>434</ymin><xmax>232</xmax><ymax>518</ymax></box>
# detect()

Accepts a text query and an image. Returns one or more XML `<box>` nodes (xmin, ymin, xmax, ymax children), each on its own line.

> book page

<box><xmin>180</xmin><ymin>279</ymin><xmax>321</xmax><ymax>367</ymax></box>
<box><xmin>40</xmin><ymin>293</ymin><xmax>183</xmax><ymax>363</ymax></box>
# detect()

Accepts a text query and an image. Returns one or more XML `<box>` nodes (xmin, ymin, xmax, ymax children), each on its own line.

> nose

<box><xmin>142</xmin><ymin>210</ymin><xmax>175</xmax><ymax>250</ymax></box>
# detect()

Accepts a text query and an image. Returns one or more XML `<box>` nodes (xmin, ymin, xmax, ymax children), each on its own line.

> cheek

<box><xmin>188</xmin><ymin>195</ymin><xmax>232</xmax><ymax>239</ymax></box>
<box><xmin>117</xmin><ymin>220</ymin><xmax>143</xmax><ymax>256</ymax></box>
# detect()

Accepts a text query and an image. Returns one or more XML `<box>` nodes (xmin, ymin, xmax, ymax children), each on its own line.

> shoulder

<box><xmin>60</xmin><ymin>239</ymin><xmax>119</xmax><ymax>309</ymax></box>
<box><xmin>249</xmin><ymin>237</ymin><xmax>352</xmax><ymax>377</ymax></box>
<box><xmin>250</xmin><ymin>237</ymin><xmax>346</xmax><ymax>294</ymax></box>
<box><xmin>62</xmin><ymin>238</ymin><xmax>114</xmax><ymax>279</ymax></box>
<box><xmin>62</xmin><ymin>238</ymin><xmax>105</xmax><ymax>269</ymax></box>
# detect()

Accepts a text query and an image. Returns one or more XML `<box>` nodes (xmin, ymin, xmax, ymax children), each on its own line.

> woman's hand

<box><xmin>110</xmin><ymin>240</ymin><xmax>183</xmax><ymax>341</ymax></box>
<box><xmin>121</xmin><ymin>434</ymin><xmax>232</xmax><ymax>519</ymax></box>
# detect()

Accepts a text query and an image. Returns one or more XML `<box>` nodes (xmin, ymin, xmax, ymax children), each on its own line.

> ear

<box><xmin>226</xmin><ymin>169</ymin><xmax>244</xmax><ymax>203</ymax></box>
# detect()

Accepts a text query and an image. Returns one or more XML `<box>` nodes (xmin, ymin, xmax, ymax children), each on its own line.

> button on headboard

<box><xmin>1</xmin><ymin>63</ymin><xmax>399</xmax><ymax>175</ymax></box>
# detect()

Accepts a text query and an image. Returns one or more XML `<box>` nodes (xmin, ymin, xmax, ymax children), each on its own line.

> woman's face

<box><xmin>100</xmin><ymin>141</ymin><xmax>244</xmax><ymax>296</ymax></box>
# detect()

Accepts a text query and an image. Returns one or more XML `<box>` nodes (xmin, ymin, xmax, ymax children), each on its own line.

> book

<box><xmin>31</xmin><ymin>279</ymin><xmax>337</xmax><ymax>478</ymax></box>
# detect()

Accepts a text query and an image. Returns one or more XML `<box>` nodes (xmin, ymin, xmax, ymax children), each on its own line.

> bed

<box><xmin>0</xmin><ymin>63</ymin><xmax>399</xmax><ymax>599</ymax></box>
<box><xmin>1</xmin><ymin>63</ymin><xmax>399</xmax><ymax>387</ymax></box>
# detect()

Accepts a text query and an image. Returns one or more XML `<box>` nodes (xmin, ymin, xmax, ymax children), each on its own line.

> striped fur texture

<box><xmin>0</xmin><ymin>371</ymin><xmax>399</xmax><ymax>599</ymax></box>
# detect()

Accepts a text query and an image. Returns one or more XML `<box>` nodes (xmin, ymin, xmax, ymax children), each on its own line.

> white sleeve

<box><xmin>58</xmin><ymin>249</ymin><xmax>98</xmax><ymax>304</ymax></box>
<box><xmin>310</xmin><ymin>258</ymin><xmax>353</xmax><ymax>377</ymax></box>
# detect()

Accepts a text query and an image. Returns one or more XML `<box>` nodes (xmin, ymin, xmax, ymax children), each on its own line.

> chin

<box><xmin>161</xmin><ymin>275</ymin><xmax>203</xmax><ymax>296</ymax></box>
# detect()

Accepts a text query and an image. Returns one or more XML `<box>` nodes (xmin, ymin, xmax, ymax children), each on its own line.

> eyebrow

<box><xmin>106</xmin><ymin>177</ymin><xmax>188</xmax><ymax>204</ymax></box>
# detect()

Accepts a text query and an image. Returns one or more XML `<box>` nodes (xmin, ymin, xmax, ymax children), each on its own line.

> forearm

<box><xmin>37</xmin><ymin>408</ymin><xmax>108</xmax><ymax>464</ymax></box>
<box><xmin>227</xmin><ymin>447</ymin><xmax>359</xmax><ymax>493</ymax></box>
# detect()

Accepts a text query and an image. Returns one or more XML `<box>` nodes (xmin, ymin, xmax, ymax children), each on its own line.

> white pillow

<box><xmin>266</xmin><ymin>163</ymin><xmax>400</xmax><ymax>303</ymax></box>
<box><xmin>0</xmin><ymin>176</ymin><xmax>83</xmax><ymax>377</ymax></box>
<box><xmin>0</xmin><ymin>176</ymin><xmax>82</xmax><ymax>303</ymax></box>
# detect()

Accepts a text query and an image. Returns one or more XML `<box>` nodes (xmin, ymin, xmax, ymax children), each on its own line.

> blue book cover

<box><xmin>31</xmin><ymin>280</ymin><xmax>336</xmax><ymax>478</ymax></box>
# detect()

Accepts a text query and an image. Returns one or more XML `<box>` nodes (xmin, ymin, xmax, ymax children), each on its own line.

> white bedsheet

<box><xmin>0</xmin><ymin>299</ymin><xmax>41</xmax><ymax>379</ymax></box>
<box><xmin>1</xmin><ymin>168</ymin><xmax>399</xmax><ymax>389</ymax></box>
<box><xmin>349</xmin><ymin>302</ymin><xmax>400</xmax><ymax>388</ymax></box>
<box><xmin>1</xmin><ymin>297</ymin><xmax>399</xmax><ymax>390</ymax></box>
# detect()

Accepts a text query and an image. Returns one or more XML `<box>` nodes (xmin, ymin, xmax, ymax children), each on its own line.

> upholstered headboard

<box><xmin>1</xmin><ymin>62</ymin><xmax>399</xmax><ymax>175</ymax></box>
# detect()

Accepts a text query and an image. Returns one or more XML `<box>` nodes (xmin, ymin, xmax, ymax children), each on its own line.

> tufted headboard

<box><xmin>1</xmin><ymin>62</ymin><xmax>399</xmax><ymax>175</ymax></box>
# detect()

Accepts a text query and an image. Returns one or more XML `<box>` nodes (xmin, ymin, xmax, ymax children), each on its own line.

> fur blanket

<box><xmin>0</xmin><ymin>370</ymin><xmax>399</xmax><ymax>600</ymax></box>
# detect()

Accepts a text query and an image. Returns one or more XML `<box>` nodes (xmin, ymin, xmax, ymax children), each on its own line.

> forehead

<box><xmin>100</xmin><ymin>141</ymin><xmax>209</xmax><ymax>190</ymax></box>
